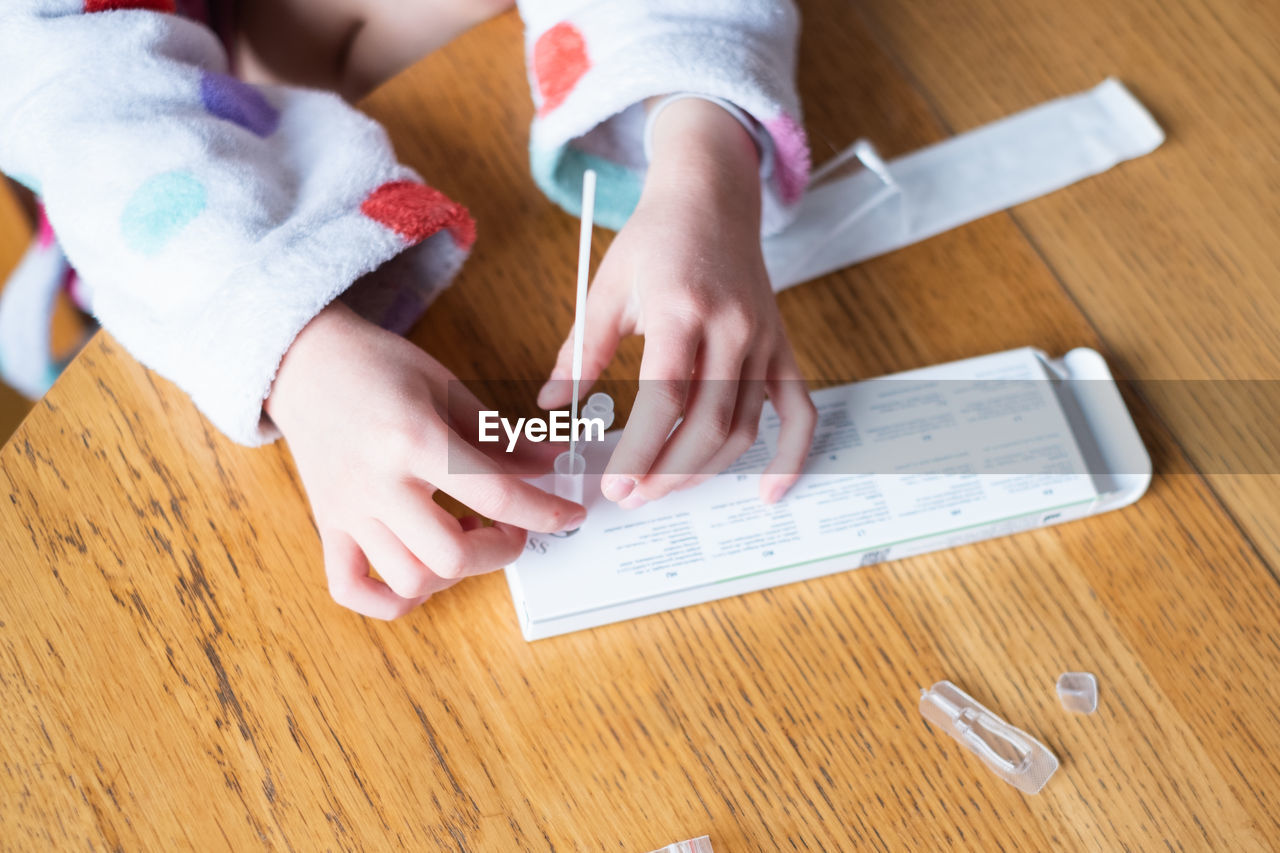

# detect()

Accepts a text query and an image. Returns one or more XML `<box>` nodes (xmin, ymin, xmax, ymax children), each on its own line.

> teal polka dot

<box><xmin>121</xmin><ymin>171</ymin><xmax>207</xmax><ymax>255</ymax></box>
<box><xmin>530</xmin><ymin>144</ymin><xmax>643</xmax><ymax>231</ymax></box>
<box><xmin>8</xmin><ymin>172</ymin><xmax>40</xmax><ymax>194</ymax></box>
<box><xmin>42</xmin><ymin>361</ymin><xmax>63</xmax><ymax>394</ymax></box>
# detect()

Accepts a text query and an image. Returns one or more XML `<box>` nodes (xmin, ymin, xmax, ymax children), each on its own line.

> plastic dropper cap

<box><xmin>581</xmin><ymin>392</ymin><xmax>615</xmax><ymax>431</ymax></box>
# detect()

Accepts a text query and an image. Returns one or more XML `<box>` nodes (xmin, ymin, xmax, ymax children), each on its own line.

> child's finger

<box><xmin>601</xmin><ymin>318</ymin><xmax>700</xmax><ymax>502</ymax></box>
<box><xmin>454</xmin><ymin>520</ymin><xmax>528</xmax><ymax>575</ymax></box>
<box><xmin>473</xmin><ymin>432</ymin><xmax>562</xmax><ymax>479</ymax></box>
<box><xmin>442</xmin><ymin>379</ymin><xmax>561</xmax><ymax>476</ymax></box>
<box><xmin>415</xmin><ymin>438</ymin><xmax>586</xmax><ymax>533</ymax></box>
<box><xmin>630</xmin><ymin>338</ymin><xmax>750</xmax><ymax>503</ymax></box>
<box><xmin>670</xmin><ymin>353</ymin><xmax>768</xmax><ymax>492</ymax></box>
<box><xmin>353</xmin><ymin>518</ymin><xmax>458</xmax><ymax>599</ymax></box>
<box><xmin>383</xmin><ymin>484</ymin><xmax>528</xmax><ymax>578</ymax></box>
<box><xmin>760</xmin><ymin>349</ymin><xmax>817</xmax><ymax>503</ymax></box>
<box><xmin>321</xmin><ymin>529</ymin><xmax>425</xmax><ymax>620</ymax></box>
<box><xmin>536</xmin><ymin>286</ymin><xmax>627</xmax><ymax>410</ymax></box>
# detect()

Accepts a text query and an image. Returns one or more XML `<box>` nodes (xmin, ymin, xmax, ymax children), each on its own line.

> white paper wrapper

<box><xmin>763</xmin><ymin>78</ymin><xmax>1164</xmax><ymax>289</ymax></box>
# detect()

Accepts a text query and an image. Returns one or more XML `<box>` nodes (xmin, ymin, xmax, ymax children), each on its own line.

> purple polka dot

<box><xmin>200</xmin><ymin>72</ymin><xmax>280</xmax><ymax>138</ymax></box>
<box><xmin>764</xmin><ymin>113</ymin><xmax>811</xmax><ymax>206</ymax></box>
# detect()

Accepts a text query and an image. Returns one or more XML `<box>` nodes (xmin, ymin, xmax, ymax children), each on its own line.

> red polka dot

<box><xmin>533</xmin><ymin>22</ymin><xmax>590</xmax><ymax>116</ymax></box>
<box><xmin>361</xmin><ymin>181</ymin><xmax>476</xmax><ymax>251</ymax></box>
<box><xmin>85</xmin><ymin>0</ymin><xmax>177</xmax><ymax>11</ymax></box>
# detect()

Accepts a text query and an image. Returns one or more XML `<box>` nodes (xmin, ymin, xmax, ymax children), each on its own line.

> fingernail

<box><xmin>764</xmin><ymin>483</ymin><xmax>787</xmax><ymax>504</ymax></box>
<box><xmin>602</xmin><ymin>476</ymin><xmax>636</xmax><ymax>502</ymax></box>
<box><xmin>562</xmin><ymin>509</ymin><xmax>587</xmax><ymax>530</ymax></box>
<box><xmin>619</xmin><ymin>493</ymin><xmax>647</xmax><ymax>511</ymax></box>
<box><xmin>537</xmin><ymin>370</ymin><xmax>569</xmax><ymax>408</ymax></box>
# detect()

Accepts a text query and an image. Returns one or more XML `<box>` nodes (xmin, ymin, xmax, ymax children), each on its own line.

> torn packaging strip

<box><xmin>647</xmin><ymin>836</ymin><xmax>713</xmax><ymax>853</ymax></box>
<box><xmin>763</xmin><ymin>78</ymin><xmax>1165</xmax><ymax>290</ymax></box>
<box><xmin>920</xmin><ymin>681</ymin><xmax>1060</xmax><ymax>795</ymax></box>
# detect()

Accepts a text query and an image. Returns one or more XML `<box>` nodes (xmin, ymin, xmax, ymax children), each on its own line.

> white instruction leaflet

<box><xmin>506</xmin><ymin>347</ymin><xmax>1150</xmax><ymax>640</ymax></box>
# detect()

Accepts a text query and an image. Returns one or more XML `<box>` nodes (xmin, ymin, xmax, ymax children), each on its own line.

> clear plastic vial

<box><xmin>919</xmin><ymin>680</ymin><xmax>1059</xmax><ymax>794</ymax></box>
<box><xmin>554</xmin><ymin>449</ymin><xmax>587</xmax><ymax>506</ymax></box>
<box><xmin>554</xmin><ymin>393</ymin><xmax>611</xmax><ymax>510</ymax></box>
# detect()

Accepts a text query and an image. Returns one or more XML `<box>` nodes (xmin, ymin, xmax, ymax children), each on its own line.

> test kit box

<box><xmin>506</xmin><ymin>347</ymin><xmax>1151</xmax><ymax>640</ymax></box>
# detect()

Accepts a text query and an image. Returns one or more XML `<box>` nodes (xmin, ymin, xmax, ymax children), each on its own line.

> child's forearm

<box><xmin>0</xmin><ymin>2</ymin><xmax>473</xmax><ymax>447</ymax></box>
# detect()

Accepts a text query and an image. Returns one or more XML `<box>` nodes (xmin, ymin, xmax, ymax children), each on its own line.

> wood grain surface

<box><xmin>3</xmin><ymin>1</ymin><xmax>1280</xmax><ymax>850</ymax></box>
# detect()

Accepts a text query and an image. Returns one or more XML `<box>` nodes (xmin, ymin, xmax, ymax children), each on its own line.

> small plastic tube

<box><xmin>919</xmin><ymin>680</ymin><xmax>1059</xmax><ymax>795</ymax></box>
<box><xmin>554</xmin><ymin>450</ymin><xmax>586</xmax><ymax>506</ymax></box>
<box><xmin>1056</xmin><ymin>672</ymin><xmax>1098</xmax><ymax>714</ymax></box>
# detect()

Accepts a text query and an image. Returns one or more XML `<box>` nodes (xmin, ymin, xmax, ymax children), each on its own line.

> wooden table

<box><xmin>4</xmin><ymin>1</ymin><xmax>1279</xmax><ymax>848</ymax></box>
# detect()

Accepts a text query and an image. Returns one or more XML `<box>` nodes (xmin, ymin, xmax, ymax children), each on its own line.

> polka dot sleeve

<box><xmin>517</xmin><ymin>0</ymin><xmax>810</xmax><ymax>237</ymax></box>
<box><xmin>0</xmin><ymin>0</ymin><xmax>474</xmax><ymax>446</ymax></box>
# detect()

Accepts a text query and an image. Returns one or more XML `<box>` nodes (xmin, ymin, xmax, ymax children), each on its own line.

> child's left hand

<box><xmin>537</xmin><ymin>98</ymin><xmax>817</xmax><ymax>508</ymax></box>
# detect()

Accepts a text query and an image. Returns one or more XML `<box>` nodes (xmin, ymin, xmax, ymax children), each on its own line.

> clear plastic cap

<box><xmin>919</xmin><ymin>680</ymin><xmax>1059</xmax><ymax>795</ymax></box>
<box><xmin>581</xmin><ymin>392</ymin><xmax>615</xmax><ymax>431</ymax></box>
<box><xmin>1056</xmin><ymin>672</ymin><xmax>1098</xmax><ymax>714</ymax></box>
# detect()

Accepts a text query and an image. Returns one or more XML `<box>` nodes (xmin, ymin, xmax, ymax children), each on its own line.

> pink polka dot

<box><xmin>533</xmin><ymin>23</ymin><xmax>590</xmax><ymax>116</ymax></box>
<box><xmin>36</xmin><ymin>206</ymin><xmax>56</xmax><ymax>250</ymax></box>
<box><xmin>764</xmin><ymin>113</ymin><xmax>811</xmax><ymax>206</ymax></box>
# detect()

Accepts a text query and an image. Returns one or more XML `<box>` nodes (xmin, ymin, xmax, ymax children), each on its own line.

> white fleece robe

<box><xmin>0</xmin><ymin>0</ymin><xmax>808</xmax><ymax>445</ymax></box>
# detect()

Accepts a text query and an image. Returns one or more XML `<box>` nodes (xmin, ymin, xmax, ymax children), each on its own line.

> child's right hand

<box><xmin>265</xmin><ymin>302</ymin><xmax>585</xmax><ymax>620</ymax></box>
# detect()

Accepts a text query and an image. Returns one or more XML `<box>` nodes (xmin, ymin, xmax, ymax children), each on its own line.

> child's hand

<box><xmin>267</xmin><ymin>302</ymin><xmax>585</xmax><ymax>620</ymax></box>
<box><xmin>537</xmin><ymin>98</ymin><xmax>816</xmax><ymax>508</ymax></box>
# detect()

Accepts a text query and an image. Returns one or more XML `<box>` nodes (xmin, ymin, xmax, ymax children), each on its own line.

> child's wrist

<box><xmin>265</xmin><ymin>301</ymin><xmax>360</xmax><ymax>432</ymax></box>
<box><xmin>644</xmin><ymin>97</ymin><xmax>762</xmax><ymax>223</ymax></box>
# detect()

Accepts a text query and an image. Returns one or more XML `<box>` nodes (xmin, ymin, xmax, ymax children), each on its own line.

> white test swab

<box><xmin>569</xmin><ymin>169</ymin><xmax>597</xmax><ymax>463</ymax></box>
